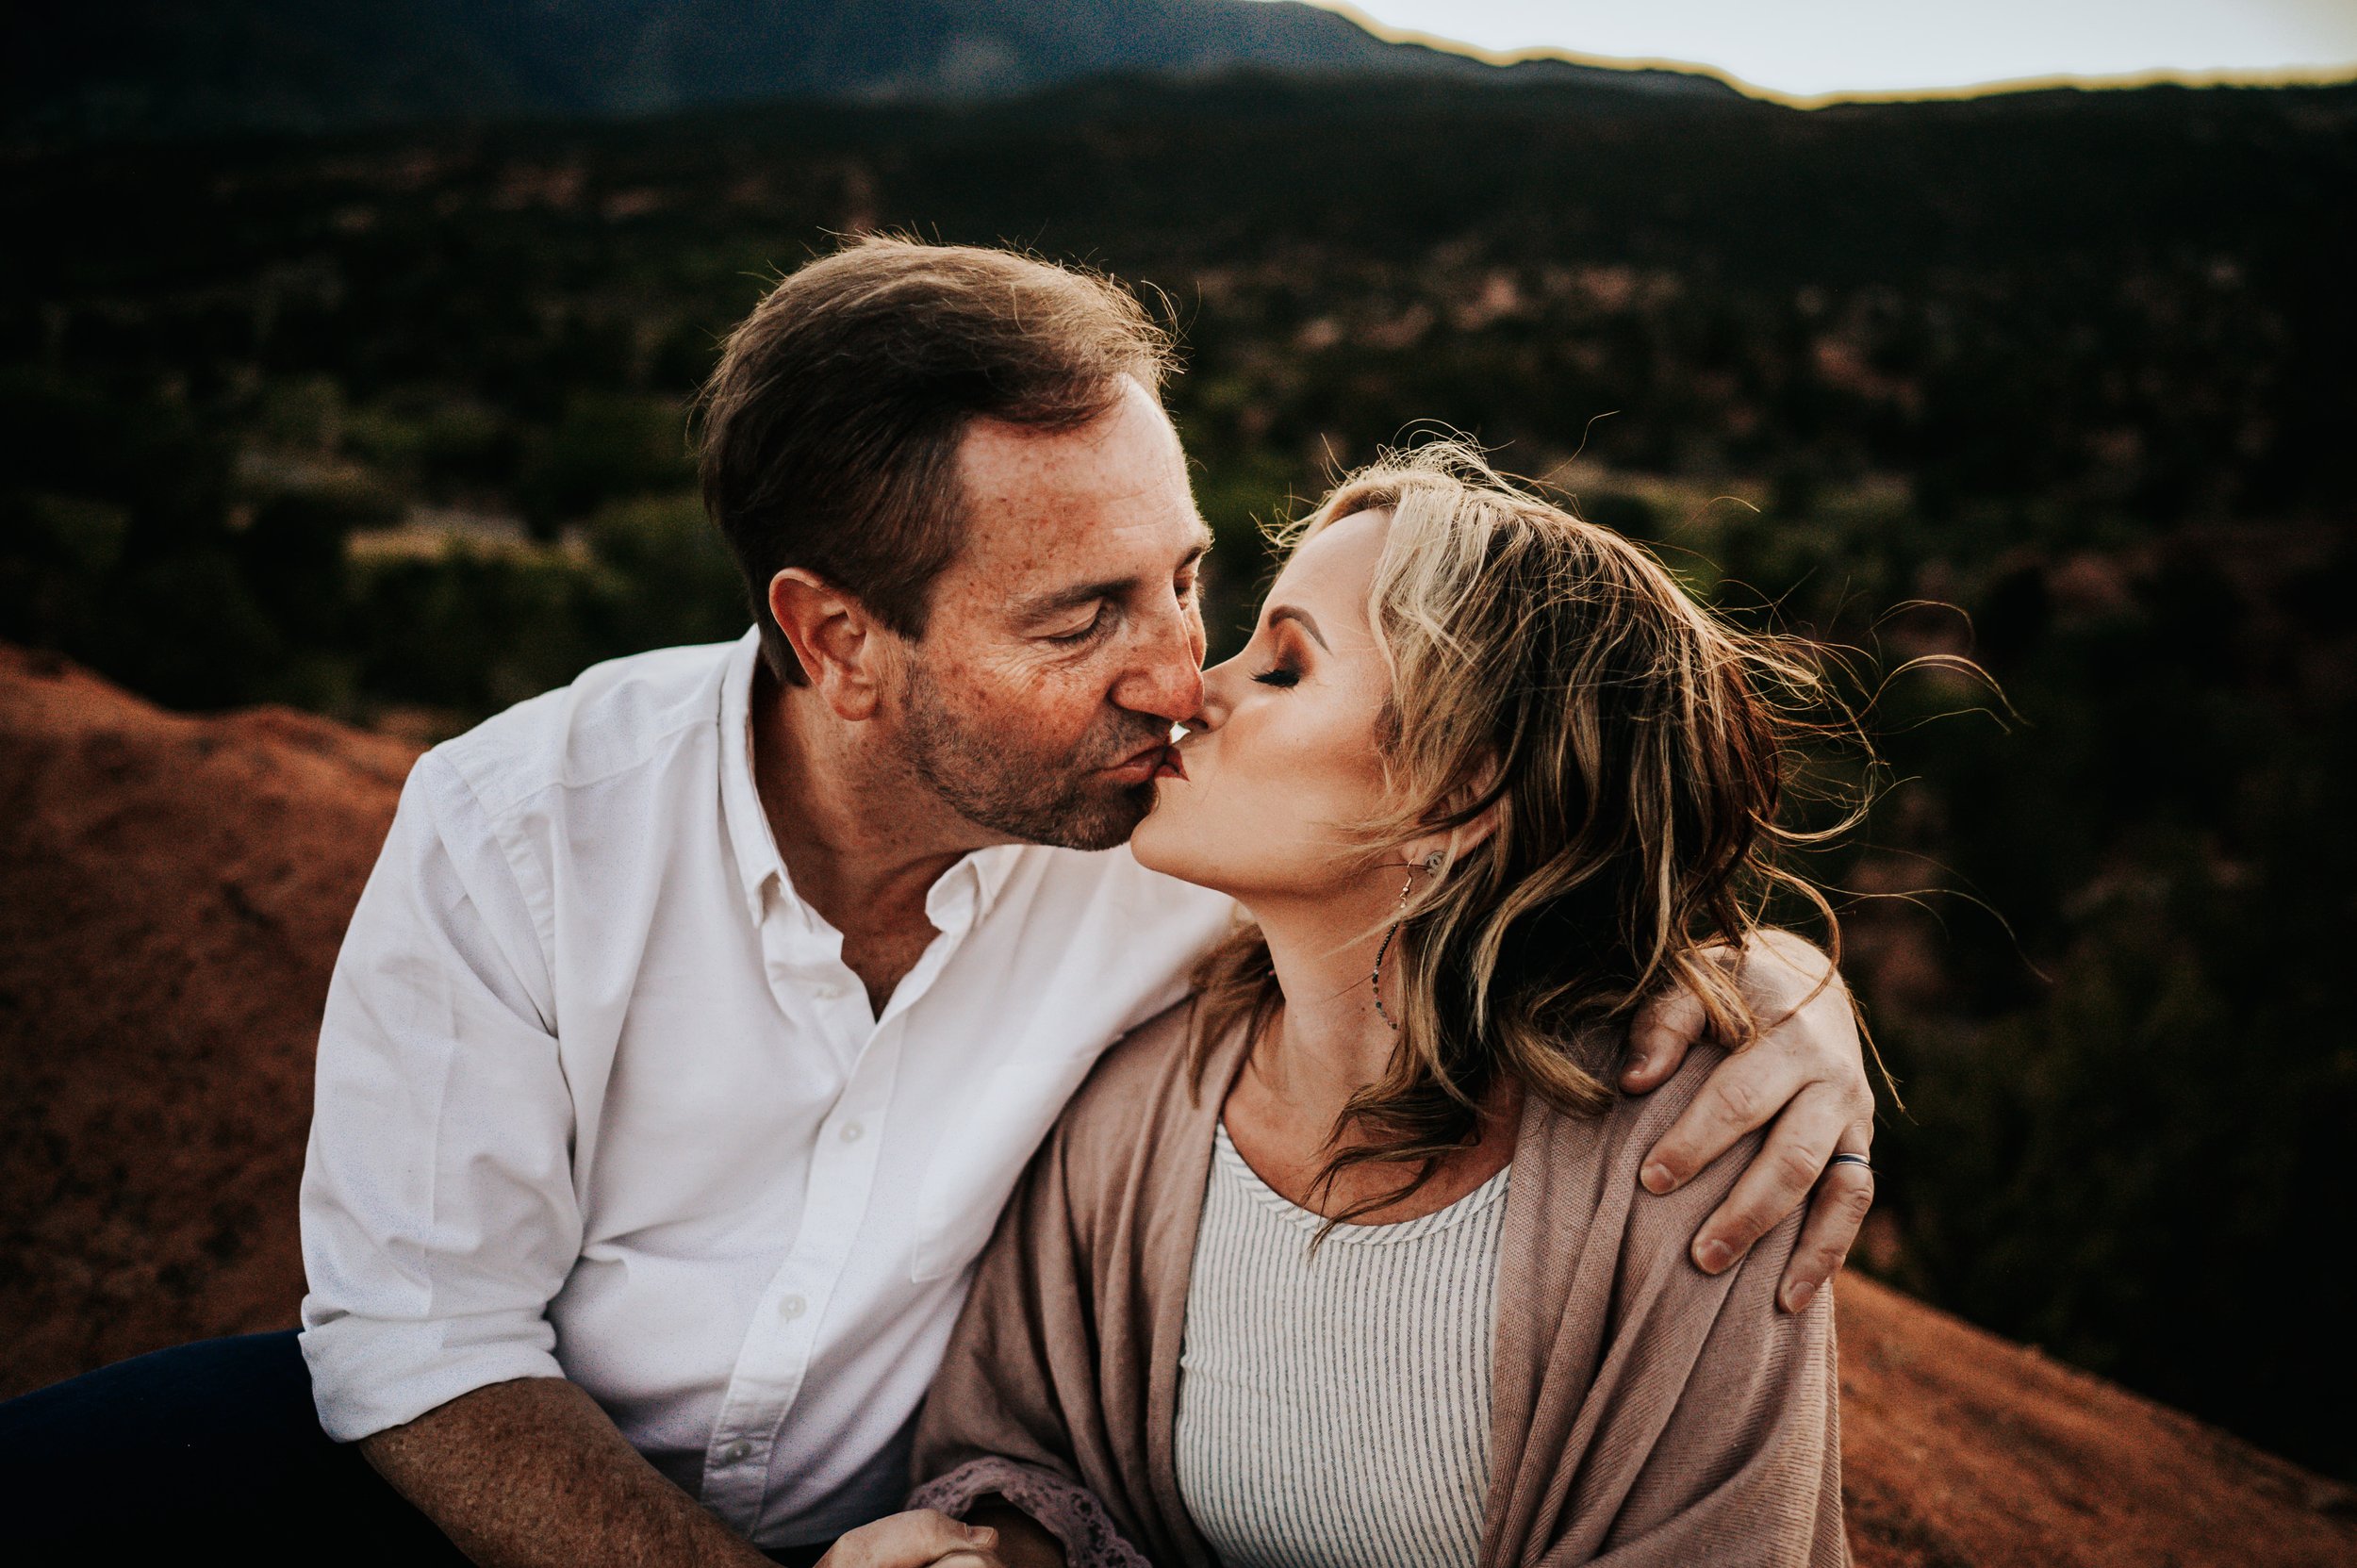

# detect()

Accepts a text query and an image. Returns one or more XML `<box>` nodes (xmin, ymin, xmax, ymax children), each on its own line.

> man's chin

<box><xmin>1052</xmin><ymin>780</ymin><xmax>1156</xmax><ymax>852</ymax></box>
<box><xmin>961</xmin><ymin>777</ymin><xmax>1152</xmax><ymax>853</ymax></box>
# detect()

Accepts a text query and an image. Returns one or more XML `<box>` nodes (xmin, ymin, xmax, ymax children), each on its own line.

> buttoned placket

<box><xmin>696</xmin><ymin>857</ymin><xmax>993</xmax><ymax>1527</ymax></box>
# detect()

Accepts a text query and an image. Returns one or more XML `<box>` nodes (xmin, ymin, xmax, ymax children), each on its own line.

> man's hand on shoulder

<box><xmin>1619</xmin><ymin>929</ymin><xmax>1878</xmax><ymax>1313</ymax></box>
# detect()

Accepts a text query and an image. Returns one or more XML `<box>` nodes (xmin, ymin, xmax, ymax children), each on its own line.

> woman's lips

<box><xmin>1153</xmin><ymin>747</ymin><xmax>1187</xmax><ymax>781</ymax></box>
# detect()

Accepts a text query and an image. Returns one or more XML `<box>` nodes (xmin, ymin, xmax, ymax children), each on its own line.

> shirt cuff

<box><xmin>298</xmin><ymin>1312</ymin><xmax>568</xmax><ymax>1443</ymax></box>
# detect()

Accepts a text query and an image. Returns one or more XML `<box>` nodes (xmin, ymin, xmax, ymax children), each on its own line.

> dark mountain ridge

<box><xmin>6</xmin><ymin>0</ymin><xmax>1737</xmax><ymax>143</ymax></box>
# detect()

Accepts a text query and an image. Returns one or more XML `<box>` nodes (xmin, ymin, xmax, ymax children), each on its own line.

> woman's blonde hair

<box><xmin>1190</xmin><ymin>440</ymin><xmax>1864</xmax><ymax>1223</ymax></box>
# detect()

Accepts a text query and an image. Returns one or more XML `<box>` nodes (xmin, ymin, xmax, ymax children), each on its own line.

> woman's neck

<box><xmin>1244</xmin><ymin>878</ymin><xmax>1400</xmax><ymax>1128</ymax></box>
<box><xmin>1226</xmin><ymin>877</ymin><xmax>1522</xmax><ymax>1223</ymax></box>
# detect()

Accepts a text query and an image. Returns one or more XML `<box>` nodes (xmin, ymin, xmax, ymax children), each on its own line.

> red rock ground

<box><xmin>2</xmin><ymin>645</ymin><xmax>2350</xmax><ymax>1566</ymax></box>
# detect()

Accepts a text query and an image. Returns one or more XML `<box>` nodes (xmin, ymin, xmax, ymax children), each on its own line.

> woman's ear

<box><xmin>1400</xmin><ymin>797</ymin><xmax>1502</xmax><ymax>875</ymax></box>
<box><xmin>1409</xmin><ymin>755</ymin><xmax>1507</xmax><ymax>870</ymax></box>
<box><xmin>1452</xmin><ymin>801</ymin><xmax>1504</xmax><ymax>858</ymax></box>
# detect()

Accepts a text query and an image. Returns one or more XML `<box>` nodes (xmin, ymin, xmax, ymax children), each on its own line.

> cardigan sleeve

<box><xmin>1482</xmin><ymin>1048</ymin><xmax>1849</xmax><ymax>1568</ymax></box>
<box><xmin>1576</xmin><ymin>1206</ymin><xmax>1847</xmax><ymax>1567</ymax></box>
<box><xmin>909</xmin><ymin>1457</ymin><xmax>1150</xmax><ymax>1568</ymax></box>
<box><xmin>909</xmin><ymin>1118</ymin><xmax>1156</xmax><ymax>1568</ymax></box>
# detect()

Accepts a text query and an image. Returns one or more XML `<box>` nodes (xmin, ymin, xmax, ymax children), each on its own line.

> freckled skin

<box><xmin>898</xmin><ymin>376</ymin><xmax>1211</xmax><ymax>850</ymax></box>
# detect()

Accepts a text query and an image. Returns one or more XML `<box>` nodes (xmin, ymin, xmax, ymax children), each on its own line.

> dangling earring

<box><xmin>1370</xmin><ymin>851</ymin><xmax>1445</xmax><ymax>1030</ymax></box>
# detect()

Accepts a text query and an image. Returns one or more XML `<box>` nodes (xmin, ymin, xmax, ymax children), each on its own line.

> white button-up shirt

<box><xmin>298</xmin><ymin>630</ymin><xmax>1236</xmax><ymax>1546</ymax></box>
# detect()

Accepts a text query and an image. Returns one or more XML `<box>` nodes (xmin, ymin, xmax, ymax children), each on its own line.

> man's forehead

<box><xmin>957</xmin><ymin>382</ymin><xmax>1178</xmax><ymax>500</ymax></box>
<box><xmin>949</xmin><ymin>391</ymin><xmax>1201</xmax><ymax>581</ymax></box>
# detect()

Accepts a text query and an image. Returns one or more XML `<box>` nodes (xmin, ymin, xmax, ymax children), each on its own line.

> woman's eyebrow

<box><xmin>1265</xmin><ymin>605</ymin><xmax>1329</xmax><ymax>651</ymax></box>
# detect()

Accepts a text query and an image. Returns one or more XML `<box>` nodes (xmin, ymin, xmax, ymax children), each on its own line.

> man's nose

<box><xmin>1112</xmin><ymin>602</ymin><xmax>1205</xmax><ymax>722</ymax></box>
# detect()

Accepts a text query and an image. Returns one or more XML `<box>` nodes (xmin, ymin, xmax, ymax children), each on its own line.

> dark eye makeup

<box><xmin>1251</xmin><ymin>663</ymin><xmax>1300</xmax><ymax>689</ymax></box>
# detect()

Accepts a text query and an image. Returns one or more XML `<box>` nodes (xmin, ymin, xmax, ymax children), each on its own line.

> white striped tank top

<box><xmin>1173</xmin><ymin>1122</ymin><xmax>1509</xmax><ymax>1568</ymax></box>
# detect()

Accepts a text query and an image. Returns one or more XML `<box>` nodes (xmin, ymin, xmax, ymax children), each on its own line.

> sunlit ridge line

<box><xmin>1294</xmin><ymin>0</ymin><xmax>2357</xmax><ymax>108</ymax></box>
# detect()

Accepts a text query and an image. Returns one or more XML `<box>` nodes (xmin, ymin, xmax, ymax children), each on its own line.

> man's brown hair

<box><xmin>696</xmin><ymin>236</ymin><xmax>1176</xmax><ymax>683</ymax></box>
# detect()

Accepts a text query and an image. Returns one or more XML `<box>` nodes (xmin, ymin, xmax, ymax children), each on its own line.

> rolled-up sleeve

<box><xmin>298</xmin><ymin>751</ymin><xmax>580</xmax><ymax>1443</ymax></box>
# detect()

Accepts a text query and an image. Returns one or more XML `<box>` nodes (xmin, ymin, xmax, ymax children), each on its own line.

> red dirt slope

<box><xmin>2</xmin><ymin>646</ymin><xmax>2350</xmax><ymax>1566</ymax></box>
<box><xmin>0</xmin><ymin>645</ymin><xmax>420</xmax><ymax>1396</ymax></box>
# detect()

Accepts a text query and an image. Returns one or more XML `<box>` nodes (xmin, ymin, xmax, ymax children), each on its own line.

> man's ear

<box><xmin>768</xmin><ymin>568</ymin><xmax>892</xmax><ymax>720</ymax></box>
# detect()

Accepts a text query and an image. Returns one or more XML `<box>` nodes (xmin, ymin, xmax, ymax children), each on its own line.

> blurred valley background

<box><xmin>6</xmin><ymin>0</ymin><xmax>2354</xmax><ymax>1486</ymax></box>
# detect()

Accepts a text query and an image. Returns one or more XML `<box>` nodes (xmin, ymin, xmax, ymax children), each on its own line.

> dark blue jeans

<box><xmin>0</xmin><ymin>1330</ymin><xmax>472</xmax><ymax>1561</ymax></box>
<box><xmin>0</xmin><ymin>1332</ymin><xmax>827</xmax><ymax>1564</ymax></box>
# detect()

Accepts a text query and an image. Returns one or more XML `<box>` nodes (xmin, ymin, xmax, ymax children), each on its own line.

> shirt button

<box><xmin>718</xmin><ymin>1440</ymin><xmax>753</xmax><ymax>1465</ymax></box>
<box><xmin>839</xmin><ymin>1120</ymin><xmax>865</xmax><ymax>1144</ymax></box>
<box><xmin>779</xmin><ymin>1293</ymin><xmax>806</xmax><ymax>1320</ymax></box>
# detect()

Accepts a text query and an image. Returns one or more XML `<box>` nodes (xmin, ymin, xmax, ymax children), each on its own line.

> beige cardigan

<box><xmin>910</xmin><ymin>1002</ymin><xmax>1847</xmax><ymax>1567</ymax></box>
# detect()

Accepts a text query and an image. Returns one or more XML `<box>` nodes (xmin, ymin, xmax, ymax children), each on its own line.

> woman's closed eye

<box><xmin>1251</xmin><ymin>663</ymin><xmax>1300</xmax><ymax>689</ymax></box>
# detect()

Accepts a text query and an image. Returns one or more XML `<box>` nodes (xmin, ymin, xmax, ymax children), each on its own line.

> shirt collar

<box><xmin>718</xmin><ymin>627</ymin><xmax>791</xmax><ymax>930</ymax></box>
<box><xmin>717</xmin><ymin>626</ymin><xmax>1027</xmax><ymax>936</ymax></box>
<box><xmin>931</xmin><ymin>843</ymin><xmax>1024</xmax><ymax>936</ymax></box>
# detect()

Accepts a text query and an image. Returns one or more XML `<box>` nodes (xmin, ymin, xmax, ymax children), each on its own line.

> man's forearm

<box><xmin>359</xmin><ymin>1377</ymin><xmax>773</xmax><ymax>1568</ymax></box>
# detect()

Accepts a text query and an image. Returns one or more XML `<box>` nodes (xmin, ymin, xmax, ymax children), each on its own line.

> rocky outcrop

<box><xmin>0</xmin><ymin>645</ymin><xmax>416</xmax><ymax>1397</ymax></box>
<box><xmin>1</xmin><ymin>646</ymin><xmax>2349</xmax><ymax>1565</ymax></box>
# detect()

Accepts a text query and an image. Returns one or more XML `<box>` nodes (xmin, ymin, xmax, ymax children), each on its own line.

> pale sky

<box><xmin>1307</xmin><ymin>0</ymin><xmax>2357</xmax><ymax>100</ymax></box>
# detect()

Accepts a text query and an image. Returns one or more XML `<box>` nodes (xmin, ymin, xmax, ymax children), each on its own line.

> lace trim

<box><xmin>909</xmin><ymin>1456</ymin><xmax>1153</xmax><ymax>1568</ymax></box>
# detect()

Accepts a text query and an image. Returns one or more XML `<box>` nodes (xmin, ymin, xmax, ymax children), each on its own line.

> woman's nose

<box><xmin>1189</xmin><ymin>654</ymin><xmax>1249</xmax><ymax>731</ymax></box>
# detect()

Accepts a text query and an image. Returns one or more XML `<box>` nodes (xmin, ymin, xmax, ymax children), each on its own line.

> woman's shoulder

<box><xmin>1524</xmin><ymin>1037</ymin><xmax>1779</xmax><ymax>1260</ymax></box>
<box><xmin>1592</xmin><ymin>1039</ymin><xmax>1739</xmax><ymax>1152</ymax></box>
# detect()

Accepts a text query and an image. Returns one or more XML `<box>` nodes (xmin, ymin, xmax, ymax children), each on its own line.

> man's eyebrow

<box><xmin>1014</xmin><ymin>529</ymin><xmax>1216</xmax><ymax>620</ymax></box>
<box><xmin>1015</xmin><ymin>577</ymin><xmax>1133</xmax><ymax>619</ymax></box>
<box><xmin>1266</xmin><ymin>605</ymin><xmax>1329</xmax><ymax>651</ymax></box>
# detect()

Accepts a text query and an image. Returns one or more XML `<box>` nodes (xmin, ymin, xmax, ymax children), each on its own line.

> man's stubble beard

<box><xmin>897</xmin><ymin>663</ymin><xmax>1165</xmax><ymax>852</ymax></box>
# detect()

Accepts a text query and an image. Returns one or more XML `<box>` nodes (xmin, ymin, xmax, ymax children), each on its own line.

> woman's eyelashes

<box><xmin>1249</xmin><ymin>622</ymin><xmax>1309</xmax><ymax>688</ymax></box>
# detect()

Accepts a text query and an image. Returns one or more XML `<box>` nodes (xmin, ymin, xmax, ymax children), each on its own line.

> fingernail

<box><xmin>1623</xmin><ymin>1053</ymin><xmax>1655</xmax><ymax>1082</ymax></box>
<box><xmin>970</xmin><ymin>1527</ymin><xmax>997</xmax><ymax>1547</ymax></box>
<box><xmin>1696</xmin><ymin>1239</ymin><xmax>1734</xmax><ymax>1272</ymax></box>
<box><xmin>1640</xmin><ymin>1162</ymin><xmax>1675</xmax><ymax>1195</ymax></box>
<box><xmin>1785</xmin><ymin>1279</ymin><xmax>1817</xmax><ymax>1312</ymax></box>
